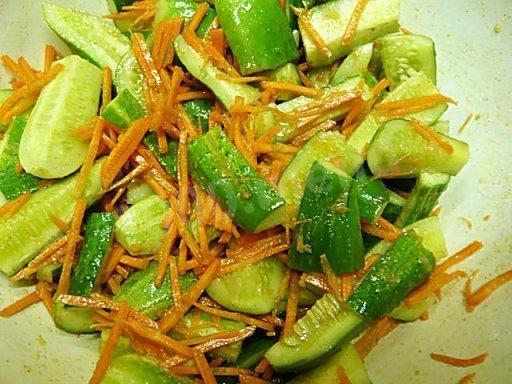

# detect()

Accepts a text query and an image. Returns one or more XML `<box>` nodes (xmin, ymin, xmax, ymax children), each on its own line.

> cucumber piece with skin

<box><xmin>216</xmin><ymin>0</ymin><xmax>298</xmax><ymax>75</ymax></box>
<box><xmin>36</xmin><ymin>263</ymin><xmax>62</xmax><ymax>283</ymax></box>
<box><xmin>126</xmin><ymin>179</ymin><xmax>154</xmax><ymax>205</ymax></box>
<box><xmin>378</xmin><ymin>33</ymin><xmax>437</xmax><ymax>86</ymax></box>
<box><xmin>286</xmin><ymin>344</ymin><xmax>371</xmax><ymax>384</ymax></box>
<box><xmin>174</xmin><ymin>36</ymin><xmax>260</xmax><ymax>111</ymax></box>
<box><xmin>182</xmin><ymin>99</ymin><xmax>214</xmax><ymax>133</ymax></box>
<box><xmin>42</xmin><ymin>3</ymin><xmax>131</xmax><ymax>72</ymax></box>
<box><xmin>236</xmin><ymin>337</ymin><xmax>277</xmax><ymax>369</ymax></box>
<box><xmin>300</xmin><ymin>0</ymin><xmax>400</xmax><ymax>67</ymax></box>
<box><xmin>207</xmin><ymin>257</ymin><xmax>286</xmax><ymax>315</ymax></box>
<box><xmin>367</xmin><ymin>119</ymin><xmax>469</xmax><ymax>178</ymax></box>
<box><xmin>381</xmin><ymin>189</ymin><xmax>406</xmax><ymax>223</ymax></box>
<box><xmin>331</xmin><ymin>43</ymin><xmax>374</xmax><ymax>86</ymax></box>
<box><xmin>19</xmin><ymin>55</ymin><xmax>102</xmax><ymax>179</ymax></box>
<box><xmin>114</xmin><ymin>261</ymin><xmax>196</xmax><ymax>319</ymax></box>
<box><xmin>188</xmin><ymin>127</ymin><xmax>286</xmax><ymax>233</ymax></box>
<box><xmin>115</xmin><ymin>195</ymin><xmax>169</xmax><ymax>256</ymax></box>
<box><xmin>346</xmin><ymin>231</ymin><xmax>436</xmax><ymax>320</ymax></box>
<box><xmin>278</xmin><ymin>131</ymin><xmax>363</xmax><ymax>222</ymax></box>
<box><xmin>0</xmin><ymin>159</ymin><xmax>105</xmax><ymax>276</ymax></box>
<box><xmin>170</xmin><ymin>310</ymin><xmax>245</xmax><ymax>362</ymax></box>
<box><xmin>355</xmin><ymin>166</ymin><xmax>390</xmax><ymax>223</ymax></box>
<box><xmin>263</xmin><ymin>63</ymin><xmax>302</xmax><ymax>101</ymax></box>
<box><xmin>288</xmin><ymin>161</ymin><xmax>364</xmax><ymax>274</ymax></box>
<box><xmin>0</xmin><ymin>117</ymin><xmax>41</xmax><ymax>200</ymax></box>
<box><xmin>155</xmin><ymin>0</ymin><xmax>216</xmax><ymax>38</ymax></box>
<box><xmin>265</xmin><ymin>293</ymin><xmax>364</xmax><ymax>373</ymax></box>
<box><xmin>103</xmin><ymin>354</ymin><xmax>193</xmax><ymax>384</ymax></box>
<box><xmin>114</xmin><ymin>52</ymin><xmax>146</xmax><ymax>107</ymax></box>
<box><xmin>395</xmin><ymin>172</ymin><xmax>450</xmax><ymax>227</ymax></box>
<box><xmin>347</xmin><ymin>70</ymin><xmax>449</xmax><ymax>155</ymax></box>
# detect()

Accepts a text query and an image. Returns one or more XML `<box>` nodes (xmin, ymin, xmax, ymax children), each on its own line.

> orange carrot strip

<box><xmin>49</xmin><ymin>214</ymin><xmax>69</xmax><ymax>232</ymax></box>
<box><xmin>101</xmin><ymin>244</ymin><xmax>126</xmax><ymax>284</ymax></box>
<box><xmin>155</xmin><ymin>223</ymin><xmax>179</xmax><ymax>286</ymax></box>
<box><xmin>370</xmin><ymin>77</ymin><xmax>392</xmax><ymax>97</ymax></box>
<box><xmin>405</xmin><ymin>270</ymin><xmax>466</xmax><ymax>307</ymax></box>
<box><xmin>74</xmin><ymin>117</ymin><xmax>104</xmax><ymax>197</ymax></box>
<box><xmin>438</xmin><ymin>241</ymin><xmax>484</xmax><ymax>274</ymax></box>
<box><xmin>194</xmin><ymin>350</ymin><xmax>217</xmax><ymax>384</ymax></box>
<box><xmin>337</xmin><ymin>366</ymin><xmax>352</xmax><ymax>384</ymax></box>
<box><xmin>261</xmin><ymin>81</ymin><xmax>323</xmax><ymax>98</ymax></box>
<box><xmin>430</xmin><ymin>352</ymin><xmax>488</xmax><ymax>367</ymax></box>
<box><xmin>355</xmin><ymin>316</ymin><xmax>400</xmax><ymax>358</ymax></box>
<box><xmin>0</xmin><ymin>291</ymin><xmax>41</xmax><ymax>318</ymax></box>
<box><xmin>361</xmin><ymin>220</ymin><xmax>400</xmax><ymax>242</ymax></box>
<box><xmin>17</xmin><ymin>57</ymin><xmax>38</xmax><ymax>81</ymax></box>
<box><xmin>0</xmin><ymin>192</ymin><xmax>32</xmax><ymax>219</ymax></box>
<box><xmin>166</xmin><ymin>66</ymin><xmax>184</xmax><ymax>109</ymax></box>
<box><xmin>89</xmin><ymin>302</ymin><xmax>130</xmax><ymax>384</ymax></box>
<box><xmin>120</xmin><ymin>255</ymin><xmax>150</xmax><ymax>270</ymax></box>
<box><xmin>44</xmin><ymin>44</ymin><xmax>57</xmax><ymax>72</ymax></box>
<box><xmin>376</xmin><ymin>216</ymin><xmax>402</xmax><ymax>234</ymax></box>
<box><xmin>177</xmin><ymin>130</ymin><xmax>189</xmax><ymax>217</ymax></box>
<box><xmin>458</xmin><ymin>373</ymin><xmax>477</xmax><ymax>384</ymax></box>
<box><xmin>341</xmin><ymin>0</ymin><xmax>369</xmax><ymax>45</ymax></box>
<box><xmin>374</xmin><ymin>94</ymin><xmax>456</xmax><ymax>111</ymax></box>
<box><xmin>131</xmin><ymin>33</ymin><xmax>164</xmax><ymax>94</ymax></box>
<box><xmin>282</xmin><ymin>271</ymin><xmax>300</xmax><ymax>338</ymax></box>
<box><xmin>208</xmin><ymin>28</ymin><xmax>226</xmax><ymax>56</ymax></box>
<box><xmin>1</xmin><ymin>55</ymin><xmax>28</xmax><ymax>82</ymax></box>
<box><xmin>188</xmin><ymin>2</ymin><xmax>210</xmax><ymax>32</ymax></box>
<box><xmin>219</xmin><ymin>244</ymin><xmax>289</xmax><ymax>275</ymax></box>
<box><xmin>169</xmin><ymin>255</ymin><xmax>182</xmax><ymax>310</ymax></box>
<box><xmin>410</xmin><ymin>119</ymin><xmax>454</xmax><ymax>154</ymax></box>
<box><xmin>294</xmin><ymin>8</ymin><xmax>332</xmax><ymax>59</ymax></box>
<box><xmin>169</xmin><ymin>198</ymin><xmax>204</xmax><ymax>264</ymax></box>
<box><xmin>464</xmin><ymin>270</ymin><xmax>512</xmax><ymax>312</ymax></box>
<box><xmin>320</xmin><ymin>255</ymin><xmax>343</xmax><ymax>302</ymax></box>
<box><xmin>36</xmin><ymin>281</ymin><xmax>54</xmax><ymax>316</ymax></box>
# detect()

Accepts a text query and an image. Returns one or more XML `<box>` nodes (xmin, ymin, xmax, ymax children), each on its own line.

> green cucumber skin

<box><xmin>42</xmin><ymin>3</ymin><xmax>131</xmax><ymax>71</ymax></box>
<box><xmin>182</xmin><ymin>99</ymin><xmax>214</xmax><ymax>133</ymax></box>
<box><xmin>207</xmin><ymin>257</ymin><xmax>286</xmax><ymax>315</ymax></box>
<box><xmin>331</xmin><ymin>43</ymin><xmax>374</xmax><ymax>86</ymax></box>
<box><xmin>114</xmin><ymin>261</ymin><xmax>196</xmax><ymax>320</ymax></box>
<box><xmin>288</xmin><ymin>161</ymin><xmax>364</xmax><ymax>274</ymax></box>
<box><xmin>236</xmin><ymin>337</ymin><xmax>277</xmax><ymax>369</ymax></box>
<box><xmin>378</xmin><ymin>33</ymin><xmax>437</xmax><ymax>86</ymax></box>
<box><xmin>69</xmin><ymin>212</ymin><xmax>116</xmax><ymax>297</ymax></box>
<box><xmin>301</xmin><ymin>0</ymin><xmax>400</xmax><ymax>67</ymax></box>
<box><xmin>143</xmin><ymin>132</ymin><xmax>178</xmax><ymax>179</ymax></box>
<box><xmin>174</xmin><ymin>36</ymin><xmax>260</xmax><ymax>111</ymax></box>
<box><xmin>188</xmin><ymin>127</ymin><xmax>285</xmax><ymax>233</ymax></box>
<box><xmin>367</xmin><ymin>119</ymin><xmax>469</xmax><ymax>178</ymax></box>
<box><xmin>103</xmin><ymin>354</ymin><xmax>194</xmax><ymax>384</ymax></box>
<box><xmin>19</xmin><ymin>55</ymin><xmax>102</xmax><ymax>179</ymax></box>
<box><xmin>155</xmin><ymin>0</ymin><xmax>216</xmax><ymax>38</ymax></box>
<box><xmin>115</xmin><ymin>195</ymin><xmax>169</xmax><ymax>256</ymax></box>
<box><xmin>216</xmin><ymin>0</ymin><xmax>298</xmax><ymax>75</ymax></box>
<box><xmin>395</xmin><ymin>172</ymin><xmax>450</xmax><ymax>228</ymax></box>
<box><xmin>0</xmin><ymin>159</ymin><xmax>105</xmax><ymax>277</ymax></box>
<box><xmin>0</xmin><ymin>117</ymin><xmax>41</xmax><ymax>200</ymax></box>
<box><xmin>381</xmin><ymin>189</ymin><xmax>406</xmax><ymax>223</ymax></box>
<box><xmin>355</xmin><ymin>166</ymin><xmax>390</xmax><ymax>223</ymax></box>
<box><xmin>347</xmin><ymin>231</ymin><xmax>436</xmax><ymax>320</ymax></box>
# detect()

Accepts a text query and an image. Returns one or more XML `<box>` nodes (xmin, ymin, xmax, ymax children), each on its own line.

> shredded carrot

<box><xmin>207</xmin><ymin>28</ymin><xmax>226</xmax><ymax>56</ymax></box>
<box><xmin>188</xmin><ymin>2</ymin><xmax>210</xmax><ymax>32</ymax></box>
<box><xmin>177</xmin><ymin>130</ymin><xmax>189</xmax><ymax>216</ymax></box>
<box><xmin>261</xmin><ymin>81</ymin><xmax>323</xmax><ymax>98</ymax></box>
<box><xmin>106</xmin><ymin>0</ymin><xmax>156</xmax><ymax>29</ymax></box>
<box><xmin>282</xmin><ymin>271</ymin><xmax>300</xmax><ymax>338</ymax></box>
<box><xmin>43</xmin><ymin>44</ymin><xmax>57</xmax><ymax>72</ymax></box>
<box><xmin>301</xmin><ymin>273</ymin><xmax>330</xmax><ymax>292</ymax></box>
<box><xmin>159</xmin><ymin>259</ymin><xmax>221</xmax><ymax>332</ymax></box>
<box><xmin>458</xmin><ymin>373</ymin><xmax>477</xmax><ymax>384</ymax></box>
<box><xmin>101</xmin><ymin>67</ymin><xmax>112</xmax><ymax>111</ymax></box>
<box><xmin>219</xmin><ymin>244</ymin><xmax>289</xmax><ymax>275</ymax></box>
<box><xmin>405</xmin><ymin>270</ymin><xmax>467</xmax><ymax>307</ymax></box>
<box><xmin>0</xmin><ymin>192</ymin><xmax>32</xmax><ymax>219</ymax></box>
<box><xmin>120</xmin><ymin>255</ymin><xmax>150</xmax><ymax>270</ymax></box>
<box><xmin>101</xmin><ymin>117</ymin><xmax>151</xmax><ymax>189</ymax></box>
<box><xmin>438</xmin><ymin>241</ymin><xmax>484</xmax><ymax>274</ymax></box>
<box><xmin>340</xmin><ymin>274</ymin><xmax>353</xmax><ymax>301</ymax></box>
<box><xmin>355</xmin><ymin>316</ymin><xmax>400</xmax><ymax>358</ymax></box>
<box><xmin>410</xmin><ymin>119</ymin><xmax>454</xmax><ymax>154</ymax></box>
<box><xmin>100</xmin><ymin>243</ymin><xmax>126</xmax><ymax>284</ymax></box>
<box><xmin>166</xmin><ymin>66</ymin><xmax>184</xmax><ymax>109</ymax></box>
<box><xmin>370</xmin><ymin>77</ymin><xmax>392</xmax><ymax>97</ymax></box>
<box><xmin>361</xmin><ymin>220</ymin><xmax>400</xmax><ymax>242</ymax></box>
<box><xmin>320</xmin><ymin>255</ymin><xmax>343</xmax><ymax>302</ymax></box>
<box><xmin>177</xmin><ymin>238</ymin><xmax>188</xmax><ymax>275</ymax></box>
<box><xmin>337</xmin><ymin>366</ymin><xmax>352</xmax><ymax>384</ymax></box>
<box><xmin>74</xmin><ymin>117</ymin><xmax>105</xmax><ymax>197</ymax></box>
<box><xmin>294</xmin><ymin>8</ymin><xmax>332</xmax><ymax>59</ymax></box>
<box><xmin>155</xmin><ymin>223</ymin><xmax>179</xmax><ymax>285</ymax></box>
<box><xmin>239</xmin><ymin>375</ymin><xmax>271</xmax><ymax>384</ymax></box>
<box><xmin>169</xmin><ymin>255</ymin><xmax>182</xmax><ymax>310</ymax></box>
<box><xmin>341</xmin><ymin>0</ymin><xmax>369</xmax><ymax>45</ymax></box>
<box><xmin>0</xmin><ymin>291</ymin><xmax>41</xmax><ymax>318</ymax></box>
<box><xmin>375</xmin><ymin>94</ymin><xmax>456</xmax><ymax>111</ymax></box>
<box><xmin>430</xmin><ymin>352</ymin><xmax>488</xmax><ymax>367</ymax></box>
<box><xmin>2</xmin><ymin>55</ymin><xmax>30</xmax><ymax>83</ymax></box>
<box><xmin>132</xmin><ymin>33</ymin><xmax>164</xmax><ymax>97</ymax></box>
<box><xmin>464</xmin><ymin>270</ymin><xmax>512</xmax><ymax>312</ymax></box>
<box><xmin>194</xmin><ymin>350</ymin><xmax>219</xmax><ymax>384</ymax></box>
<box><xmin>49</xmin><ymin>214</ymin><xmax>69</xmax><ymax>232</ymax></box>
<box><xmin>57</xmin><ymin>199</ymin><xmax>87</xmax><ymax>296</ymax></box>
<box><xmin>36</xmin><ymin>281</ymin><xmax>54</xmax><ymax>317</ymax></box>
<box><xmin>89</xmin><ymin>302</ymin><xmax>130</xmax><ymax>384</ymax></box>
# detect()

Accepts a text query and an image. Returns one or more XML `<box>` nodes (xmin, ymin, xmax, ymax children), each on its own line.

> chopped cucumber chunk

<box><xmin>331</xmin><ymin>43</ymin><xmax>374</xmax><ymax>86</ymax></box>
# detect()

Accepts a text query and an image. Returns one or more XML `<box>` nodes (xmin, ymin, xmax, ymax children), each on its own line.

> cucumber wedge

<box><xmin>354</xmin><ymin>166</ymin><xmax>390</xmax><ymax>223</ymax></box>
<box><xmin>113</xmin><ymin>52</ymin><xmax>146</xmax><ymax>106</ymax></box>
<box><xmin>236</xmin><ymin>337</ymin><xmax>277</xmax><ymax>369</ymax></box>
<box><xmin>278</xmin><ymin>131</ymin><xmax>363</xmax><ymax>221</ymax></box>
<box><xmin>331</xmin><ymin>43</ymin><xmax>374</xmax><ymax>86</ymax></box>
<box><xmin>126</xmin><ymin>179</ymin><xmax>154</xmax><ymax>205</ymax></box>
<box><xmin>0</xmin><ymin>117</ymin><xmax>41</xmax><ymax>200</ymax></box>
<box><xmin>42</xmin><ymin>3</ymin><xmax>131</xmax><ymax>71</ymax></box>
<box><xmin>115</xmin><ymin>195</ymin><xmax>169</xmax><ymax>256</ymax></box>
<box><xmin>207</xmin><ymin>257</ymin><xmax>286</xmax><ymax>315</ymax></box>
<box><xmin>367</xmin><ymin>119</ymin><xmax>469</xmax><ymax>178</ymax></box>
<box><xmin>265</xmin><ymin>293</ymin><xmax>364</xmax><ymax>372</ymax></box>
<box><xmin>174</xmin><ymin>36</ymin><xmax>261</xmax><ymax>111</ymax></box>
<box><xmin>287</xmin><ymin>344</ymin><xmax>371</xmax><ymax>384</ymax></box>
<box><xmin>0</xmin><ymin>159</ymin><xmax>105</xmax><ymax>276</ymax></box>
<box><xmin>19</xmin><ymin>55</ymin><xmax>102</xmax><ymax>179</ymax></box>
<box><xmin>300</xmin><ymin>0</ymin><xmax>400</xmax><ymax>67</ymax></box>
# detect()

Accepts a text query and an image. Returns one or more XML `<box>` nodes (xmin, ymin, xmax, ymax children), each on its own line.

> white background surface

<box><xmin>0</xmin><ymin>0</ymin><xmax>511</xmax><ymax>383</ymax></box>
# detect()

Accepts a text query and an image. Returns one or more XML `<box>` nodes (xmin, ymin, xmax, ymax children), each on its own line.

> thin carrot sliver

<box><xmin>36</xmin><ymin>281</ymin><xmax>54</xmax><ymax>316</ymax></box>
<box><xmin>43</xmin><ymin>44</ymin><xmax>57</xmax><ymax>72</ymax></box>
<box><xmin>188</xmin><ymin>2</ymin><xmax>209</xmax><ymax>32</ymax></box>
<box><xmin>458</xmin><ymin>373</ymin><xmax>477</xmax><ymax>384</ymax></box>
<box><xmin>0</xmin><ymin>192</ymin><xmax>32</xmax><ymax>219</ymax></box>
<box><xmin>282</xmin><ymin>271</ymin><xmax>299</xmax><ymax>338</ymax></box>
<box><xmin>405</xmin><ymin>270</ymin><xmax>466</xmax><ymax>307</ymax></box>
<box><xmin>208</xmin><ymin>28</ymin><xmax>226</xmax><ymax>56</ymax></box>
<box><xmin>430</xmin><ymin>352</ymin><xmax>488</xmax><ymax>367</ymax></box>
<box><xmin>437</xmin><ymin>241</ymin><xmax>484</xmax><ymax>274</ymax></box>
<box><xmin>464</xmin><ymin>270</ymin><xmax>512</xmax><ymax>312</ymax></box>
<box><xmin>337</xmin><ymin>366</ymin><xmax>352</xmax><ymax>384</ymax></box>
<box><xmin>355</xmin><ymin>316</ymin><xmax>400</xmax><ymax>358</ymax></box>
<box><xmin>49</xmin><ymin>214</ymin><xmax>69</xmax><ymax>232</ymax></box>
<box><xmin>194</xmin><ymin>350</ymin><xmax>216</xmax><ymax>384</ymax></box>
<box><xmin>177</xmin><ymin>130</ymin><xmax>189</xmax><ymax>217</ymax></box>
<box><xmin>341</xmin><ymin>0</ymin><xmax>369</xmax><ymax>45</ymax></box>
<box><xmin>410</xmin><ymin>119</ymin><xmax>454</xmax><ymax>154</ymax></box>
<box><xmin>120</xmin><ymin>255</ymin><xmax>150</xmax><ymax>270</ymax></box>
<box><xmin>261</xmin><ymin>81</ymin><xmax>323</xmax><ymax>98</ymax></box>
<box><xmin>0</xmin><ymin>291</ymin><xmax>41</xmax><ymax>318</ymax></box>
<box><xmin>155</xmin><ymin>223</ymin><xmax>179</xmax><ymax>286</ymax></box>
<box><xmin>74</xmin><ymin>118</ymin><xmax>104</xmax><ymax>197</ymax></box>
<box><xmin>294</xmin><ymin>8</ymin><xmax>332</xmax><ymax>59</ymax></box>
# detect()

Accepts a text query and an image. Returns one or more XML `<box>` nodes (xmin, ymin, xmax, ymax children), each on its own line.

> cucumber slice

<box><xmin>300</xmin><ymin>0</ymin><xmax>400</xmax><ymax>67</ymax></box>
<box><xmin>170</xmin><ymin>310</ymin><xmax>245</xmax><ymax>362</ymax></box>
<box><xmin>288</xmin><ymin>161</ymin><xmax>364</xmax><ymax>274</ymax></box>
<box><xmin>265</xmin><ymin>293</ymin><xmax>364</xmax><ymax>372</ymax></box>
<box><xmin>19</xmin><ymin>55</ymin><xmax>102</xmax><ymax>179</ymax></box>
<box><xmin>236</xmin><ymin>337</ymin><xmax>277</xmax><ymax>369</ymax></box>
<box><xmin>347</xmin><ymin>231</ymin><xmax>436</xmax><ymax>320</ymax></box>
<box><xmin>355</xmin><ymin>166</ymin><xmax>390</xmax><ymax>223</ymax></box>
<box><xmin>286</xmin><ymin>344</ymin><xmax>371</xmax><ymax>384</ymax></box>
<box><xmin>126</xmin><ymin>179</ymin><xmax>154</xmax><ymax>205</ymax></box>
<box><xmin>174</xmin><ymin>35</ymin><xmax>261</xmax><ymax>111</ymax></box>
<box><xmin>0</xmin><ymin>117</ymin><xmax>41</xmax><ymax>200</ymax></box>
<box><xmin>378</xmin><ymin>33</ymin><xmax>437</xmax><ymax>86</ymax></box>
<box><xmin>263</xmin><ymin>63</ymin><xmax>302</xmax><ymax>101</ymax></box>
<box><xmin>188</xmin><ymin>127</ymin><xmax>286</xmax><ymax>233</ymax></box>
<box><xmin>53</xmin><ymin>302</ymin><xmax>96</xmax><ymax>335</ymax></box>
<box><xmin>395</xmin><ymin>172</ymin><xmax>450</xmax><ymax>227</ymax></box>
<box><xmin>381</xmin><ymin>189</ymin><xmax>406</xmax><ymax>223</ymax></box>
<box><xmin>114</xmin><ymin>261</ymin><xmax>196</xmax><ymax>320</ymax></box>
<box><xmin>367</xmin><ymin>119</ymin><xmax>469</xmax><ymax>177</ymax></box>
<box><xmin>42</xmin><ymin>3</ymin><xmax>131</xmax><ymax>72</ymax></box>
<box><xmin>207</xmin><ymin>257</ymin><xmax>286</xmax><ymax>315</ymax></box>
<box><xmin>115</xmin><ymin>195</ymin><xmax>169</xmax><ymax>256</ymax></box>
<box><xmin>331</xmin><ymin>43</ymin><xmax>374</xmax><ymax>86</ymax></box>
<box><xmin>113</xmin><ymin>52</ymin><xmax>146</xmax><ymax>107</ymax></box>
<box><xmin>0</xmin><ymin>159</ymin><xmax>105</xmax><ymax>276</ymax></box>
<box><xmin>347</xmin><ymin>70</ymin><xmax>449</xmax><ymax>155</ymax></box>
<box><xmin>156</xmin><ymin>0</ymin><xmax>216</xmax><ymax>38</ymax></box>
<box><xmin>103</xmin><ymin>354</ymin><xmax>193</xmax><ymax>384</ymax></box>
<box><xmin>182</xmin><ymin>99</ymin><xmax>214</xmax><ymax>133</ymax></box>
<box><xmin>278</xmin><ymin>131</ymin><xmax>363</xmax><ymax>222</ymax></box>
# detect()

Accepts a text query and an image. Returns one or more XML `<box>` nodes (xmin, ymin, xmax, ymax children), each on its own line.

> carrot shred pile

<box><xmin>430</xmin><ymin>352</ymin><xmax>488</xmax><ymax>367</ymax></box>
<box><xmin>341</xmin><ymin>0</ymin><xmax>369</xmax><ymax>45</ymax></box>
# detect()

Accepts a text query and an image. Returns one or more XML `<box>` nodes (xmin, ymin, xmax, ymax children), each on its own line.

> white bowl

<box><xmin>0</xmin><ymin>1</ymin><xmax>511</xmax><ymax>383</ymax></box>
